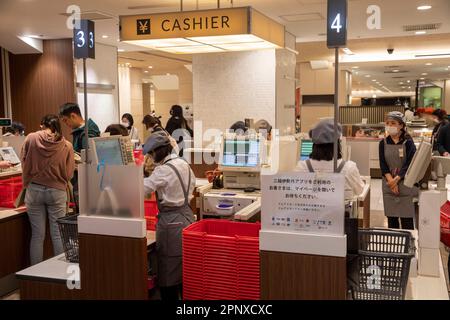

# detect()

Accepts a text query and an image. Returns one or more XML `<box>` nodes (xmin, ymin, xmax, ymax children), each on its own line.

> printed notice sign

<box><xmin>261</xmin><ymin>172</ymin><xmax>345</xmax><ymax>236</ymax></box>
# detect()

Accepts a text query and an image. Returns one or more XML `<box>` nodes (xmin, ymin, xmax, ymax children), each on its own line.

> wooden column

<box><xmin>260</xmin><ymin>250</ymin><xmax>347</xmax><ymax>300</ymax></box>
<box><xmin>78</xmin><ymin>233</ymin><xmax>148</xmax><ymax>300</ymax></box>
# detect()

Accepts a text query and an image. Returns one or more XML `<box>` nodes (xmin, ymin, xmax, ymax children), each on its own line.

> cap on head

<box><xmin>143</xmin><ymin>131</ymin><xmax>171</xmax><ymax>155</ymax></box>
<box><xmin>386</xmin><ymin>111</ymin><xmax>405</xmax><ymax>124</ymax></box>
<box><xmin>254</xmin><ymin>119</ymin><xmax>272</xmax><ymax>134</ymax></box>
<box><xmin>309</xmin><ymin>119</ymin><xmax>342</xmax><ymax>144</ymax></box>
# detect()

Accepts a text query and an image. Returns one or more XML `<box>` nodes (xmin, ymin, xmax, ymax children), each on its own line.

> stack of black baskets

<box><xmin>57</xmin><ymin>214</ymin><xmax>79</xmax><ymax>263</ymax></box>
<box><xmin>350</xmin><ymin>228</ymin><xmax>416</xmax><ymax>300</ymax></box>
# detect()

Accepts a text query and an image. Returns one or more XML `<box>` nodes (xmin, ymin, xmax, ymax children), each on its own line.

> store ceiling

<box><xmin>1</xmin><ymin>0</ymin><xmax>450</xmax><ymax>54</ymax></box>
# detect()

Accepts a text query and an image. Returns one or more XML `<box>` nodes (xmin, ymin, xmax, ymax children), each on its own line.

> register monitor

<box><xmin>404</xmin><ymin>141</ymin><xmax>432</xmax><ymax>188</ymax></box>
<box><xmin>299</xmin><ymin>139</ymin><xmax>313</xmax><ymax>161</ymax></box>
<box><xmin>218</xmin><ymin>136</ymin><xmax>261</xmax><ymax>190</ymax></box>
<box><xmin>89</xmin><ymin>136</ymin><xmax>135</xmax><ymax>166</ymax></box>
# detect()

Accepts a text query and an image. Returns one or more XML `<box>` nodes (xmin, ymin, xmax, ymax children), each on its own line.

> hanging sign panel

<box><xmin>327</xmin><ymin>0</ymin><xmax>348</xmax><ymax>48</ymax></box>
<box><xmin>74</xmin><ymin>20</ymin><xmax>95</xmax><ymax>59</ymax></box>
<box><xmin>261</xmin><ymin>172</ymin><xmax>345</xmax><ymax>236</ymax></box>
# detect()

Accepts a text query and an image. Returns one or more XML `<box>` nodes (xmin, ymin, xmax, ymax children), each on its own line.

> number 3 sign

<box><xmin>327</xmin><ymin>0</ymin><xmax>347</xmax><ymax>48</ymax></box>
<box><xmin>74</xmin><ymin>20</ymin><xmax>95</xmax><ymax>59</ymax></box>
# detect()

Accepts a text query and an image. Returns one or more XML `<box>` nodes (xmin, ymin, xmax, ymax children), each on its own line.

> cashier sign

<box><xmin>262</xmin><ymin>172</ymin><xmax>345</xmax><ymax>236</ymax></box>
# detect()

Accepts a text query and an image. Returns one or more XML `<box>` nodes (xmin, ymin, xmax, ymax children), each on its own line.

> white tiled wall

<box><xmin>193</xmin><ymin>49</ymin><xmax>276</xmax><ymax>140</ymax></box>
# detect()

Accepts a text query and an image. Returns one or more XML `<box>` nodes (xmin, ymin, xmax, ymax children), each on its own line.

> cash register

<box><xmin>201</xmin><ymin>134</ymin><xmax>262</xmax><ymax>220</ymax></box>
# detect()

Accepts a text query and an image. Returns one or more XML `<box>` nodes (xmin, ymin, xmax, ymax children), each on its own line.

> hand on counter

<box><xmin>0</xmin><ymin>161</ymin><xmax>12</xmax><ymax>169</ymax></box>
<box><xmin>444</xmin><ymin>152</ymin><xmax>450</xmax><ymax>157</ymax></box>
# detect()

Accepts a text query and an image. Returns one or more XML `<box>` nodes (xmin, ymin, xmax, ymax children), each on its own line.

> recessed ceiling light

<box><xmin>407</xmin><ymin>80</ymin><xmax>411</xmax><ymax>83</ymax></box>
<box><xmin>372</xmin><ymin>79</ymin><xmax>377</xmax><ymax>82</ymax></box>
<box><xmin>148</xmin><ymin>66</ymin><xmax>153</xmax><ymax>69</ymax></box>
<box><xmin>425</xmin><ymin>63</ymin><xmax>432</xmax><ymax>66</ymax></box>
<box><xmin>408</xmin><ymin>86</ymin><xmax>412</xmax><ymax>89</ymax></box>
<box><xmin>351</xmin><ymin>66</ymin><xmax>359</xmax><ymax>69</ymax></box>
<box><xmin>392</xmin><ymin>69</ymin><xmax>400</xmax><ymax>73</ymax></box>
<box><xmin>420</xmin><ymin>77</ymin><xmax>425</xmax><ymax>80</ymax></box>
<box><xmin>144</xmin><ymin>70</ymin><xmax>149</xmax><ymax>73</ymax></box>
<box><xmin>417</xmin><ymin>5</ymin><xmax>432</xmax><ymax>10</ymax></box>
<box><xmin>102</xmin><ymin>35</ymin><xmax>108</xmax><ymax>39</ymax></box>
<box><xmin>166</xmin><ymin>73</ymin><xmax>170</xmax><ymax>76</ymax></box>
<box><xmin>118</xmin><ymin>49</ymin><xmax>125</xmax><ymax>52</ymax></box>
<box><xmin>416</xmin><ymin>31</ymin><xmax>427</xmax><ymax>35</ymax></box>
<box><xmin>399</xmin><ymin>82</ymin><xmax>404</xmax><ymax>85</ymax></box>
<box><xmin>365</xmin><ymin>75</ymin><xmax>371</xmax><ymax>78</ymax></box>
<box><xmin>422</xmin><ymin>73</ymin><xmax>428</xmax><ymax>76</ymax></box>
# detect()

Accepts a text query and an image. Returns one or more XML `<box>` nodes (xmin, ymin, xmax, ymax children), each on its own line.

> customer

<box><xmin>59</xmin><ymin>103</ymin><xmax>100</xmax><ymax>153</ymax></box>
<box><xmin>295</xmin><ymin>119</ymin><xmax>364</xmax><ymax>200</ymax></box>
<box><xmin>21</xmin><ymin>114</ymin><xmax>75</xmax><ymax>265</ymax></box>
<box><xmin>165</xmin><ymin>105</ymin><xmax>193</xmax><ymax>138</ymax></box>
<box><xmin>105</xmin><ymin>124</ymin><xmax>129</xmax><ymax>137</ymax></box>
<box><xmin>404</xmin><ymin>107</ymin><xmax>415</xmax><ymax>123</ymax></box>
<box><xmin>143</xmin><ymin>114</ymin><xmax>164</xmax><ymax>133</ymax></box>
<box><xmin>59</xmin><ymin>103</ymin><xmax>100</xmax><ymax>208</ymax></box>
<box><xmin>379</xmin><ymin>111</ymin><xmax>417</xmax><ymax>230</ymax></box>
<box><xmin>121</xmin><ymin>113</ymin><xmax>140</xmax><ymax>142</ymax></box>
<box><xmin>142</xmin><ymin>131</ymin><xmax>195</xmax><ymax>300</ymax></box>
<box><xmin>229</xmin><ymin>121</ymin><xmax>248</xmax><ymax>135</ymax></box>
<box><xmin>3</xmin><ymin>121</ymin><xmax>25</xmax><ymax>136</ymax></box>
<box><xmin>430</xmin><ymin>109</ymin><xmax>449</xmax><ymax>152</ymax></box>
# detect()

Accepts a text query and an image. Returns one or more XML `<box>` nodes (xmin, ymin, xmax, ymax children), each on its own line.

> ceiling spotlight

<box><xmin>351</xmin><ymin>66</ymin><xmax>359</xmax><ymax>69</ymax></box>
<box><xmin>372</xmin><ymin>79</ymin><xmax>377</xmax><ymax>82</ymax></box>
<box><xmin>148</xmin><ymin>66</ymin><xmax>153</xmax><ymax>69</ymax></box>
<box><xmin>102</xmin><ymin>35</ymin><xmax>108</xmax><ymax>39</ymax></box>
<box><xmin>392</xmin><ymin>69</ymin><xmax>400</xmax><ymax>73</ymax></box>
<box><xmin>415</xmin><ymin>31</ymin><xmax>427</xmax><ymax>35</ymax></box>
<box><xmin>407</xmin><ymin>80</ymin><xmax>411</xmax><ymax>83</ymax></box>
<box><xmin>417</xmin><ymin>5</ymin><xmax>432</xmax><ymax>10</ymax></box>
<box><xmin>118</xmin><ymin>49</ymin><xmax>125</xmax><ymax>52</ymax></box>
<box><xmin>365</xmin><ymin>75</ymin><xmax>371</xmax><ymax>78</ymax></box>
<box><xmin>425</xmin><ymin>62</ymin><xmax>432</xmax><ymax>66</ymax></box>
<box><xmin>422</xmin><ymin>73</ymin><xmax>428</xmax><ymax>76</ymax></box>
<box><xmin>144</xmin><ymin>70</ymin><xmax>149</xmax><ymax>73</ymax></box>
<box><xmin>420</xmin><ymin>77</ymin><xmax>425</xmax><ymax>80</ymax></box>
<box><xmin>399</xmin><ymin>82</ymin><xmax>404</xmax><ymax>85</ymax></box>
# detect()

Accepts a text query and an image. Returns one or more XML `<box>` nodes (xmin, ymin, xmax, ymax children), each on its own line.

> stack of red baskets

<box><xmin>440</xmin><ymin>201</ymin><xmax>450</xmax><ymax>247</ymax></box>
<box><xmin>0</xmin><ymin>176</ymin><xmax>22</xmax><ymax>208</ymax></box>
<box><xmin>144</xmin><ymin>193</ymin><xmax>158</xmax><ymax>231</ymax></box>
<box><xmin>183</xmin><ymin>219</ymin><xmax>261</xmax><ymax>300</ymax></box>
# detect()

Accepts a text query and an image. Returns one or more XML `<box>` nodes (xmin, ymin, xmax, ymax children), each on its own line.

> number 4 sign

<box><xmin>327</xmin><ymin>0</ymin><xmax>347</xmax><ymax>48</ymax></box>
<box><xmin>74</xmin><ymin>20</ymin><xmax>95</xmax><ymax>59</ymax></box>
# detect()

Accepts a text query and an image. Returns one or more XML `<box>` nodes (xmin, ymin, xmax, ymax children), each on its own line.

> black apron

<box><xmin>381</xmin><ymin>139</ymin><xmax>417</xmax><ymax>218</ymax></box>
<box><xmin>155</xmin><ymin>158</ymin><xmax>195</xmax><ymax>287</ymax></box>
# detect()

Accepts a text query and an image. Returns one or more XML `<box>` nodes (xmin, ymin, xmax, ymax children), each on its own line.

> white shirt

<box><xmin>405</xmin><ymin>110</ymin><xmax>415</xmax><ymax>122</ymax></box>
<box><xmin>295</xmin><ymin>159</ymin><xmax>365</xmax><ymax>200</ymax></box>
<box><xmin>144</xmin><ymin>153</ymin><xmax>196</xmax><ymax>207</ymax></box>
<box><xmin>129</xmin><ymin>126</ymin><xmax>140</xmax><ymax>143</ymax></box>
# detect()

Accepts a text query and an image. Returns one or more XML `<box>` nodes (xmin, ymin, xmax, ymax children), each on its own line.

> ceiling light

<box><xmin>417</xmin><ymin>5</ymin><xmax>432</xmax><ymax>10</ymax></box>
<box><xmin>415</xmin><ymin>31</ymin><xmax>427</xmax><ymax>35</ymax></box>
<box><xmin>118</xmin><ymin>49</ymin><xmax>125</xmax><ymax>52</ymax></box>
<box><xmin>365</xmin><ymin>75</ymin><xmax>371</xmax><ymax>78</ymax></box>
<box><xmin>148</xmin><ymin>66</ymin><xmax>153</xmax><ymax>69</ymax></box>
<box><xmin>422</xmin><ymin>73</ymin><xmax>428</xmax><ymax>76</ymax></box>
<box><xmin>372</xmin><ymin>79</ymin><xmax>377</xmax><ymax>82</ymax></box>
<box><xmin>343</xmin><ymin>48</ymin><xmax>354</xmax><ymax>55</ymax></box>
<box><xmin>407</xmin><ymin>80</ymin><xmax>411</xmax><ymax>83</ymax></box>
<box><xmin>399</xmin><ymin>82</ymin><xmax>404</xmax><ymax>85</ymax></box>
<box><xmin>144</xmin><ymin>70</ymin><xmax>149</xmax><ymax>73</ymax></box>
<box><xmin>425</xmin><ymin>63</ymin><xmax>432</xmax><ymax>66</ymax></box>
<box><xmin>392</xmin><ymin>69</ymin><xmax>400</xmax><ymax>73</ymax></box>
<box><xmin>166</xmin><ymin>73</ymin><xmax>171</xmax><ymax>76</ymax></box>
<box><xmin>102</xmin><ymin>35</ymin><xmax>109</xmax><ymax>39</ymax></box>
<box><xmin>420</xmin><ymin>77</ymin><xmax>425</xmax><ymax>80</ymax></box>
<box><xmin>351</xmin><ymin>66</ymin><xmax>359</xmax><ymax>69</ymax></box>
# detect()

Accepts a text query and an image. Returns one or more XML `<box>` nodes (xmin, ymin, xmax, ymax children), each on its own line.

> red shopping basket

<box><xmin>183</xmin><ymin>219</ymin><xmax>261</xmax><ymax>300</ymax></box>
<box><xmin>144</xmin><ymin>199</ymin><xmax>158</xmax><ymax>231</ymax></box>
<box><xmin>440</xmin><ymin>201</ymin><xmax>450</xmax><ymax>247</ymax></box>
<box><xmin>0</xmin><ymin>177</ymin><xmax>23</xmax><ymax>208</ymax></box>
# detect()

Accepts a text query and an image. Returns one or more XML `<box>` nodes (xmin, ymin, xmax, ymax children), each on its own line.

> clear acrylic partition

<box><xmin>78</xmin><ymin>163</ymin><xmax>144</xmax><ymax>219</ymax></box>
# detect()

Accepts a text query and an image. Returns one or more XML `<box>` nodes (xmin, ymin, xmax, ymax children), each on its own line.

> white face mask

<box><xmin>122</xmin><ymin>121</ymin><xmax>130</xmax><ymax>128</ymax></box>
<box><xmin>385</xmin><ymin>126</ymin><xmax>399</xmax><ymax>136</ymax></box>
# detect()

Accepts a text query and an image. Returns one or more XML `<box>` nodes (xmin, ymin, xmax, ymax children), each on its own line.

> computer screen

<box><xmin>221</xmin><ymin>139</ymin><xmax>259</xmax><ymax>168</ymax></box>
<box><xmin>94</xmin><ymin>138</ymin><xmax>124</xmax><ymax>165</ymax></box>
<box><xmin>300</xmin><ymin>140</ymin><xmax>313</xmax><ymax>161</ymax></box>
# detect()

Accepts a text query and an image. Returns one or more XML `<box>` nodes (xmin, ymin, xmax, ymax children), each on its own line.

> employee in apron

<box><xmin>295</xmin><ymin>119</ymin><xmax>365</xmax><ymax>200</ymax></box>
<box><xmin>379</xmin><ymin>111</ymin><xmax>417</xmax><ymax>230</ymax></box>
<box><xmin>143</xmin><ymin>131</ymin><xmax>196</xmax><ymax>300</ymax></box>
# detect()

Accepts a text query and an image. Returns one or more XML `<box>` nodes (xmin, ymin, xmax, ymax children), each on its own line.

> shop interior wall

<box><xmin>8</xmin><ymin>39</ymin><xmax>75</xmax><ymax>137</ymax></box>
<box><xmin>193</xmin><ymin>50</ymin><xmax>276</xmax><ymax>146</ymax></box>
<box><xmin>130</xmin><ymin>68</ymin><xmax>144</xmax><ymax>142</ymax></box>
<box><xmin>76</xmin><ymin>43</ymin><xmax>118</xmax><ymax>133</ymax></box>
<box><xmin>445</xmin><ymin>80</ymin><xmax>450</xmax><ymax>113</ymax></box>
<box><xmin>275</xmin><ymin>33</ymin><xmax>296</xmax><ymax>135</ymax></box>
<box><xmin>0</xmin><ymin>50</ymin><xmax>4</xmax><ymax>118</ymax></box>
<box><xmin>300</xmin><ymin>105</ymin><xmax>334</xmax><ymax>133</ymax></box>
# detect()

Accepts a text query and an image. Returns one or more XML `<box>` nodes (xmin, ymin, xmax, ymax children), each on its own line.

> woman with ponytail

<box><xmin>21</xmin><ymin>114</ymin><xmax>75</xmax><ymax>265</ymax></box>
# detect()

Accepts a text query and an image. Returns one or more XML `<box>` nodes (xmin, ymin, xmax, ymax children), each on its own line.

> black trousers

<box><xmin>160</xmin><ymin>284</ymin><xmax>182</xmax><ymax>301</ymax></box>
<box><xmin>387</xmin><ymin>217</ymin><xmax>414</xmax><ymax>230</ymax></box>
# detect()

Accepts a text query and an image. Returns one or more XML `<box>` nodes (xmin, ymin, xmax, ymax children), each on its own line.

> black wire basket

<box><xmin>57</xmin><ymin>214</ymin><xmax>79</xmax><ymax>263</ymax></box>
<box><xmin>351</xmin><ymin>228</ymin><xmax>415</xmax><ymax>300</ymax></box>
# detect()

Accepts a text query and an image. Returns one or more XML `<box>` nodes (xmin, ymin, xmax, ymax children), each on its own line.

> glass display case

<box><xmin>342</xmin><ymin>123</ymin><xmax>385</xmax><ymax>138</ymax></box>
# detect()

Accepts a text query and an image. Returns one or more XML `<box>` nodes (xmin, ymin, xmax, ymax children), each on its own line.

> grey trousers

<box><xmin>25</xmin><ymin>183</ymin><xmax>67</xmax><ymax>265</ymax></box>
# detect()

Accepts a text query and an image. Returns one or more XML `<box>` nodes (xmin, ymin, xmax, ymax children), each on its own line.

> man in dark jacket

<box><xmin>59</xmin><ymin>103</ymin><xmax>100</xmax><ymax>153</ymax></box>
<box><xmin>59</xmin><ymin>102</ymin><xmax>100</xmax><ymax>209</ymax></box>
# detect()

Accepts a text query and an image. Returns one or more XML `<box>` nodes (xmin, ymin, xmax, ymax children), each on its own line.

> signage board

<box><xmin>261</xmin><ymin>172</ymin><xmax>345</xmax><ymax>236</ymax></box>
<box><xmin>74</xmin><ymin>19</ymin><xmax>95</xmax><ymax>59</ymax></box>
<box><xmin>327</xmin><ymin>0</ymin><xmax>348</xmax><ymax>48</ymax></box>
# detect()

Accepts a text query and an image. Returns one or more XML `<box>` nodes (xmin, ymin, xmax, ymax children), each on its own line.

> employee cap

<box><xmin>143</xmin><ymin>131</ymin><xmax>171</xmax><ymax>155</ymax></box>
<box><xmin>386</xmin><ymin>111</ymin><xmax>405</xmax><ymax>124</ymax></box>
<box><xmin>255</xmin><ymin>119</ymin><xmax>272</xmax><ymax>134</ymax></box>
<box><xmin>309</xmin><ymin>119</ymin><xmax>342</xmax><ymax>144</ymax></box>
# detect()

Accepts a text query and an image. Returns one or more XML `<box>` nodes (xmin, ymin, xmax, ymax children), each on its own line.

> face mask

<box><xmin>122</xmin><ymin>121</ymin><xmax>130</xmax><ymax>128</ymax></box>
<box><xmin>385</xmin><ymin>126</ymin><xmax>399</xmax><ymax>136</ymax></box>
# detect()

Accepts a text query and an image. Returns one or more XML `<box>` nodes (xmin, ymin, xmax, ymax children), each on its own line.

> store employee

<box><xmin>295</xmin><ymin>119</ymin><xmax>364</xmax><ymax>200</ymax></box>
<box><xmin>143</xmin><ymin>131</ymin><xmax>195</xmax><ymax>301</ymax></box>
